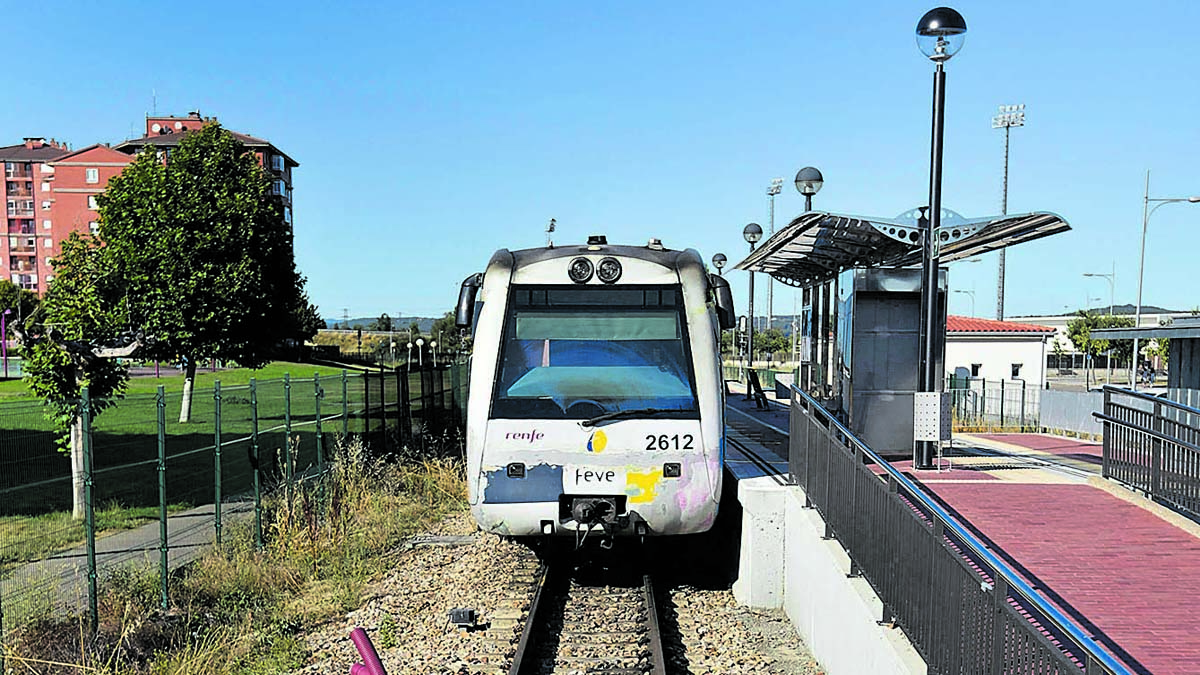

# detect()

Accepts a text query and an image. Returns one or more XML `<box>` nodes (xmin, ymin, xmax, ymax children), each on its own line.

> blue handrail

<box><xmin>789</xmin><ymin>383</ymin><xmax>1130</xmax><ymax>675</ymax></box>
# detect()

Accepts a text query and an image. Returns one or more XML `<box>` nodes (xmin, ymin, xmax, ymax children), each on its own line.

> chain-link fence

<box><xmin>0</xmin><ymin>363</ymin><xmax>466</xmax><ymax>656</ymax></box>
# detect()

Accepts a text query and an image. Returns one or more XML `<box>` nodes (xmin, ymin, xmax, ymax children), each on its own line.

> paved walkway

<box><xmin>2</xmin><ymin>501</ymin><xmax>251</xmax><ymax>621</ymax></box>
<box><xmin>910</xmin><ymin>433</ymin><xmax>1200</xmax><ymax>675</ymax></box>
<box><xmin>723</xmin><ymin>378</ymin><xmax>1200</xmax><ymax>674</ymax></box>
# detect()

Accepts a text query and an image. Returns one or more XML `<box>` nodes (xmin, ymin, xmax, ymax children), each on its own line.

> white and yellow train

<box><xmin>455</xmin><ymin>236</ymin><xmax>734</xmax><ymax>541</ymax></box>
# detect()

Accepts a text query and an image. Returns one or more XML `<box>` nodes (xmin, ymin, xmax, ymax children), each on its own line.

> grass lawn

<box><xmin>0</xmin><ymin>362</ymin><xmax>460</xmax><ymax>518</ymax></box>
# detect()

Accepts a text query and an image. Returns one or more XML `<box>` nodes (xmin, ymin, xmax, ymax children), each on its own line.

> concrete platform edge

<box><xmin>733</xmin><ymin>476</ymin><xmax>926</xmax><ymax>675</ymax></box>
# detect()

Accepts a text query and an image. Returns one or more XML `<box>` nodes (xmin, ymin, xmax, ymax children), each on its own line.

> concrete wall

<box><xmin>733</xmin><ymin>476</ymin><xmax>926</xmax><ymax>674</ymax></box>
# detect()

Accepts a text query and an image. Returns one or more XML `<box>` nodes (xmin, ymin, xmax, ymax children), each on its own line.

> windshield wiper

<box><xmin>580</xmin><ymin>407</ymin><xmax>695</xmax><ymax>427</ymax></box>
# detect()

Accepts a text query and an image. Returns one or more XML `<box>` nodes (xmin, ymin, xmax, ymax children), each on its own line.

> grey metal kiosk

<box><xmin>737</xmin><ymin>209</ymin><xmax>1071</xmax><ymax>461</ymax></box>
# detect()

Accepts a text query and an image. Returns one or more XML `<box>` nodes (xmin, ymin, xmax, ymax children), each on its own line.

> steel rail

<box><xmin>641</xmin><ymin>574</ymin><xmax>668</xmax><ymax>675</ymax></box>
<box><xmin>1100</xmin><ymin>383</ymin><xmax>1200</xmax><ymax>416</ymax></box>
<box><xmin>508</xmin><ymin>564</ymin><xmax>551</xmax><ymax>675</ymax></box>
<box><xmin>1092</xmin><ymin>411</ymin><xmax>1200</xmax><ymax>455</ymax></box>
<box><xmin>789</xmin><ymin>383</ymin><xmax>1131</xmax><ymax>675</ymax></box>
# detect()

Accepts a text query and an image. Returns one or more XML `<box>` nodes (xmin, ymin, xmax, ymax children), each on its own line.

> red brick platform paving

<box><xmin>977</xmin><ymin>432</ymin><xmax>1103</xmax><ymax>459</ymax></box>
<box><xmin>925</xmin><ymin>475</ymin><xmax>1200</xmax><ymax>675</ymax></box>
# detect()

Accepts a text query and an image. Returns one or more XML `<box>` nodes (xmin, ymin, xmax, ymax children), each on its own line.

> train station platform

<box><xmin>911</xmin><ymin>433</ymin><xmax>1200</xmax><ymax>675</ymax></box>
<box><xmin>722</xmin><ymin>380</ymin><xmax>1200</xmax><ymax>675</ymax></box>
<box><xmin>721</xmin><ymin>386</ymin><xmax>926</xmax><ymax>674</ymax></box>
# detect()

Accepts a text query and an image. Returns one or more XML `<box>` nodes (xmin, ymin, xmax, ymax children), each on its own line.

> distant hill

<box><xmin>1049</xmin><ymin>303</ymin><xmax>1185</xmax><ymax>317</ymax></box>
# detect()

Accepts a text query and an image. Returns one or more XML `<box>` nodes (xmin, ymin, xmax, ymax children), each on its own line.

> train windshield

<box><xmin>491</xmin><ymin>285</ymin><xmax>699</xmax><ymax>420</ymax></box>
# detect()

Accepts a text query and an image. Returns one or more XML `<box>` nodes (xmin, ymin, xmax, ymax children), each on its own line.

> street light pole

<box><xmin>953</xmin><ymin>289</ymin><xmax>975</xmax><ymax>317</ymax></box>
<box><xmin>766</xmin><ymin>178</ymin><xmax>782</xmax><ymax>332</ymax></box>
<box><xmin>1132</xmin><ymin>170</ymin><xmax>1200</xmax><ymax>390</ymax></box>
<box><xmin>915</xmin><ymin>7</ymin><xmax>967</xmax><ymax>470</ymax></box>
<box><xmin>992</xmin><ymin>103</ymin><xmax>1025</xmax><ymax>320</ymax></box>
<box><xmin>743</xmin><ymin>223</ymin><xmax>763</xmax><ymax>391</ymax></box>
<box><xmin>1084</xmin><ymin>268</ymin><xmax>1116</xmax><ymax>384</ymax></box>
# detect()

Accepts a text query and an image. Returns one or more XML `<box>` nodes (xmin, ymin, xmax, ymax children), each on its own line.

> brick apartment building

<box><xmin>0</xmin><ymin>112</ymin><xmax>296</xmax><ymax>294</ymax></box>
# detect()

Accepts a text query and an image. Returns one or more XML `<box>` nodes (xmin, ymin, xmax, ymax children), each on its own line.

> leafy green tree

<box><xmin>0</xmin><ymin>279</ymin><xmax>39</xmax><ymax>334</ymax></box>
<box><xmin>1051</xmin><ymin>337</ymin><xmax>1067</xmax><ymax>371</ymax></box>
<box><xmin>96</xmin><ymin>123</ymin><xmax>311</xmax><ymax>422</ymax></box>
<box><xmin>22</xmin><ymin>233</ymin><xmax>130</xmax><ymax>518</ymax></box>
<box><xmin>1067</xmin><ymin>311</ymin><xmax>1134</xmax><ymax>386</ymax></box>
<box><xmin>753</xmin><ymin>328</ymin><xmax>789</xmax><ymax>362</ymax></box>
<box><xmin>369</xmin><ymin>313</ymin><xmax>393</xmax><ymax>332</ymax></box>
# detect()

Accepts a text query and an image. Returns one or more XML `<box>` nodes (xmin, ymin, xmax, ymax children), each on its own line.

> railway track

<box><xmin>510</xmin><ymin>559</ymin><xmax>668</xmax><ymax>675</ymax></box>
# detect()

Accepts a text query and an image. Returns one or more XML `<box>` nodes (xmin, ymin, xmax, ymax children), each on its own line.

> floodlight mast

<box><xmin>992</xmin><ymin>103</ymin><xmax>1025</xmax><ymax>321</ymax></box>
<box><xmin>766</xmin><ymin>178</ymin><xmax>783</xmax><ymax>330</ymax></box>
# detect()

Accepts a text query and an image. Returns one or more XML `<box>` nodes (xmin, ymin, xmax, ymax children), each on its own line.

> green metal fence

<box><xmin>0</xmin><ymin>362</ymin><xmax>466</xmax><ymax>657</ymax></box>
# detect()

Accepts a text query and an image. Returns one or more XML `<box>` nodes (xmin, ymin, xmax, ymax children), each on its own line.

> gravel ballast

<box><xmin>294</xmin><ymin>513</ymin><xmax>823</xmax><ymax>674</ymax></box>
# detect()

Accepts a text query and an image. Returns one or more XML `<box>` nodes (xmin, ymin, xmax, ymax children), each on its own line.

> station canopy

<box><xmin>735</xmin><ymin>208</ymin><xmax>1071</xmax><ymax>288</ymax></box>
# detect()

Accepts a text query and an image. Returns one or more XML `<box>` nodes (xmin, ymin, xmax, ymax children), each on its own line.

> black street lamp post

<box><xmin>743</xmin><ymin>223</ymin><xmax>763</xmax><ymax>393</ymax></box>
<box><xmin>794</xmin><ymin>166</ymin><xmax>824</xmax><ymax>212</ymax></box>
<box><xmin>712</xmin><ymin>253</ymin><xmax>727</xmax><ymax>276</ymax></box>
<box><xmin>915</xmin><ymin>7</ymin><xmax>966</xmax><ymax>469</ymax></box>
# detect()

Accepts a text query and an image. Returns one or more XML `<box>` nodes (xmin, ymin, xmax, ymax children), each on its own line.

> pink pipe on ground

<box><xmin>349</xmin><ymin>627</ymin><xmax>388</xmax><ymax>675</ymax></box>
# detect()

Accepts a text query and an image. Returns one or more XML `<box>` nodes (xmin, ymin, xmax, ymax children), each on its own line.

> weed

<box><xmin>4</xmin><ymin>433</ymin><xmax>467</xmax><ymax>673</ymax></box>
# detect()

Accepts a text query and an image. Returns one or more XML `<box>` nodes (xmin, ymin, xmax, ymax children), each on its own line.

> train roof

<box><xmin>503</xmin><ymin>240</ymin><xmax>701</xmax><ymax>269</ymax></box>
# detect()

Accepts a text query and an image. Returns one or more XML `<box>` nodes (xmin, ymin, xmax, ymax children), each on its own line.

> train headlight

<box><xmin>596</xmin><ymin>257</ymin><xmax>622</xmax><ymax>284</ymax></box>
<box><xmin>568</xmin><ymin>257</ymin><xmax>594</xmax><ymax>283</ymax></box>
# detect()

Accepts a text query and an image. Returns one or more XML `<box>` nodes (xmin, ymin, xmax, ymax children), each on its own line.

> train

<box><xmin>455</xmin><ymin>235</ymin><xmax>735</xmax><ymax>543</ymax></box>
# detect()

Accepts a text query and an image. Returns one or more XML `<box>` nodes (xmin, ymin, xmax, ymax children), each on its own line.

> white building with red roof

<box><xmin>946</xmin><ymin>315</ymin><xmax>1057</xmax><ymax>388</ymax></box>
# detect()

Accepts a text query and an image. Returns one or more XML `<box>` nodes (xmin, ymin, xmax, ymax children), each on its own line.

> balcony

<box><xmin>5</xmin><ymin>187</ymin><xmax>33</xmax><ymax>198</ymax></box>
<box><xmin>7</xmin><ymin>224</ymin><xmax>35</xmax><ymax>235</ymax></box>
<box><xmin>5</xmin><ymin>208</ymin><xmax>33</xmax><ymax>218</ymax></box>
<box><xmin>3</xmin><ymin>164</ymin><xmax>31</xmax><ymax>179</ymax></box>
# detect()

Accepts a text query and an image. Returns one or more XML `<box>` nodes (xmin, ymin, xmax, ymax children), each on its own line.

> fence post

<box><xmin>1151</xmin><ymin>398</ymin><xmax>1163</xmax><ymax>499</ymax></box>
<box><xmin>251</xmin><ymin>378</ymin><xmax>263</xmax><ymax>551</ymax></box>
<box><xmin>314</xmin><ymin>373</ymin><xmax>324</xmax><ymax>470</ymax></box>
<box><xmin>284</xmin><ymin>374</ymin><xmax>293</xmax><ymax>499</ymax></box>
<box><xmin>990</xmin><ymin>576</ymin><xmax>1009</xmax><ymax>675</ymax></box>
<box><xmin>81</xmin><ymin>387</ymin><xmax>98</xmax><ymax>635</ymax></box>
<box><xmin>156</xmin><ymin>385</ymin><xmax>169</xmax><ymax>610</ymax></box>
<box><xmin>398</xmin><ymin>362</ymin><xmax>408</xmax><ymax>446</ymax></box>
<box><xmin>363</xmin><ymin>370</ymin><xmax>371</xmax><ymax>447</ymax></box>
<box><xmin>1020</xmin><ymin>381</ymin><xmax>1027</xmax><ymax>431</ymax></box>
<box><xmin>451</xmin><ymin>361</ymin><xmax>462</xmax><ymax>423</ymax></box>
<box><xmin>341</xmin><ymin>370</ymin><xmax>349</xmax><ymax>438</ymax></box>
<box><xmin>400</xmin><ymin>364</ymin><xmax>412</xmax><ymax>446</ymax></box>
<box><xmin>213</xmin><ymin>380</ymin><xmax>223</xmax><ymax>545</ymax></box>
<box><xmin>999</xmin><ymin>379</ymin><xmax>1006</xmax><ymax>429</ymax></box>
<box><xmin>1101</xmin><ymin>388</ymin><xmax>1111</xmax><ymax>479</ymax></box>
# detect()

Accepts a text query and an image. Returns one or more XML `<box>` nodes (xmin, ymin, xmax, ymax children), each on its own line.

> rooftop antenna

<box><xmin>152</xmin><ymin>88</ymin><xmax>157</xmax><ymax>115</ymax></box>
<box><xmin>546</xmin><ymin>218</ymin><xmax>556</xmax><ymax>247</ymax></box>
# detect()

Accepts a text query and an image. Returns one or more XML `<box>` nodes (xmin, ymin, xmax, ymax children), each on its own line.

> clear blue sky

<box><xmin>4</xmin><ymin>1</ymin><xmax>1198</xmax><ymax>321</ymax></box>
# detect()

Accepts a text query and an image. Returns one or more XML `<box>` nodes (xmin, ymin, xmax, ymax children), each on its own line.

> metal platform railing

<box><xmin>788</xmin><ymin>383</ymin><xmax>1128</xmax><ymax>675</ymax></box>
<box><xmin>1095</xmin><ymin>385</ymin><xmax>1200</xmax><ymax>520</ymax></box>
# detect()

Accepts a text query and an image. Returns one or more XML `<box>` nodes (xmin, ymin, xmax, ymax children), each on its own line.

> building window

<box><xmin>283</xmin><ymin>206</ymin><xmax>292</xmax><ymax>225</ymax></box>
<box><xmin>89</xmin><ymin>221</ymin><xmax>99</xmax><ymax>235</ymax></box>
<box><xmin>41</xmin><ymin>181</ymin><xmax>50</xmax><ymax>193</ymax></box>
<box><xmin>42</xmin><ymin>220</ymin><xmax>51</xmax><ymax>229</ymax></box>
<box><xmin>1011</xmin><ymin>363</ymin><xmax>1022</xmax><ymax>378</ymax></box>
<box><xmin>44</xmin><ymin>257</ymin><xmax>52</xmax><ymax>266</ymax></box>
<box><xmin>87</xmin><ymin>195</ymin><xmax>99</xmax><ymax>209</ymax></box>
<box><xmin>271</xmin><ymin>154</ymin><xmax>285</xmax><ymax>172</ymax></box>
<box><xmin>41</xmin><ymin>200</ymin><xmax>51</xmax><ymax>211</ymax></box>
<box><xmin>85</xmin><ymin>168</ymin><xmax>99</xmax><ymax>184</ymax></box>
<box><xmin>971</xmin><ymin>363</ymin><xmax>982</xmax><ymax>378</ymax></box>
